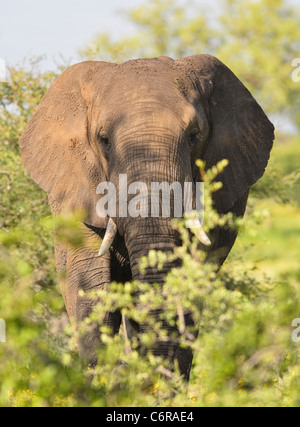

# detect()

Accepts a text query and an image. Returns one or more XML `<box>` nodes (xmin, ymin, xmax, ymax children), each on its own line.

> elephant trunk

<box><xmin>124</xmin><ymin>217</ymin><xmax>195</xmax><ymax>380</ymax></box>
<box><xmin>124</xmin><ymin>217</ymin><xmax>180</xmax><ymax>283</ymax></box>
<box><xmin>111</xmin><ymin>128</ymin><xmax>196</xmax><ymax>378</ymax></box>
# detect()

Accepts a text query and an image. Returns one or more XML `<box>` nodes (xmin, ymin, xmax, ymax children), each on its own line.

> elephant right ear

<box><xmin>179</xmin><ymin>54</ymin><xmax>275</xmax><ymax>214</ymax></box>
<box><xmin>19</xmin><ymin>61</ymin><xmax>113</xmax><ymax>228</ymax></box>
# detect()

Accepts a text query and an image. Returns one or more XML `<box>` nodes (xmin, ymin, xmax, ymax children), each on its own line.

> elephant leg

<box><xmin>174</xmin><ymin>311</ymin><xmax>197</xmax><ymax>382</ymax></box>
<box><xmin>175</xmin><ymin>346</ymin><xmax>194</xmax><ymax>382</ymax></box>
<box><xmin>55</xmin><ymin>227</ymin><xmax>122</xmax><ymax>368</ymax></box>
<box><xmin>137</xmin><ymin>309</ymin><xmax>196</xmax><ymax>381</ymax></box>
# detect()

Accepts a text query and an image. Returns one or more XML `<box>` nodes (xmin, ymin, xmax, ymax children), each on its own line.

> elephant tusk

<box><xmin>98</xmin><ymin>218</ymin><xmax>118</xmax><ymax>257</ymax></box>
<box><xmin>193</xmin><ymin>221</ymin><xmax>211</xmax><ymax>246</ymax></box>
<box><xmin>186</xmin><ymin>214</ymin><xmax>211</xmax><ymax>246</ymax></box>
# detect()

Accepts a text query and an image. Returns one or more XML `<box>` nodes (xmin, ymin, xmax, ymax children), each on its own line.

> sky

<box><xmin>0</xmin><ymin>0</ymin><xmax>144</xmax><ymax>70</ymax></box>
<box><xmin>1</xmin><ymin>0</ymin><xmax>296</xmax><ymax>71</ymax></box>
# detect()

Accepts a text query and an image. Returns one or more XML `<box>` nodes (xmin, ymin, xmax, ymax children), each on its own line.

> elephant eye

<box><xmin>98</xmin><ymin>130</ymin><xmax>110</xmax><ymax>148</ymax></box>
<box><xmin>189</xmin><ymin>129</ymin><xmax>199</xmax><ymax>147</ymax></box>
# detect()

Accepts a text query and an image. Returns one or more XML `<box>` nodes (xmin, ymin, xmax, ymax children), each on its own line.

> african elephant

<box><xmin>19</xmin><ymin>54</ymin><xmax>274</xmax><ymax>381</ymax></box>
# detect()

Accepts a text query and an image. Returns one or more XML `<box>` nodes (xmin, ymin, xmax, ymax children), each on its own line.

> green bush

<box><xmin>0</xmin><ymin>152</ymin><xmax>299</xmax><ymax>407</ymax></box>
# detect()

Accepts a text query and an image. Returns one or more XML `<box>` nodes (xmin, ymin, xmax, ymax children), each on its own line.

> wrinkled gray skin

<box><xmin>19</xmin><ymin>55</ymin><xmax>274</xmax><ymax>381</ymax></box>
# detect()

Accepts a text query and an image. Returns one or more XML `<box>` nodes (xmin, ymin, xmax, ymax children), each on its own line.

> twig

<box><xmin>155</xmin><ymin>366</ymin><xmax>175</xmax><ymax>379</ymax></box>
<box><xmin>176</xmin><ymin>297</ymin><xmax>186</xmax><ymax>335</ymax></box>
<box><xmin>122</xmin><ymin>313</ymin><xmax>132</xmax><ymax>355</ymax></box>
<box><xmin>244</xmin><ymin>345</ymin><xmax>282</xmax><ymax>370</ymax></box>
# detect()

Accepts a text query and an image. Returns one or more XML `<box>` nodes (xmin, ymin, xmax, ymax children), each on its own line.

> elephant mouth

<box><xmin>86</xmin><ymin>212</ymin><xmax>211</xmax><ymax>285</ymax></box>
<box><xmin>85</xmin><ymin>222</ymin><xmax>132</xmax><ymax>278</ymax></box>
<box><xmin>95</xmin><ymin>175</ymin><xmax>211</xmax><ymax>259</ymax></box>
<box><xmin>98</xmin><ymin>216</ymin><xmax>211</xmax><ymax>259</ymax></box>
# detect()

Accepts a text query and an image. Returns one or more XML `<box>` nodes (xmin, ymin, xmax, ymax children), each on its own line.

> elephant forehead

<box><xmin>93</xmin><ymin>60</ymin><xmax>186</xmax><ymax>105</ymax></box>
<box><xmin>88</xmin><ymin>59</ymin><xmax>199</xmax><ymax>130</ymax></box>
<box><xmin>101</xmin><ymin>77</ymin><xmax>183</xmax><ymax>105</ymax></box>
<box><xmin>94</xmin><ymin>83</ymin><xmax>196</xmax><ymax>131</ymax></box>
<box><xmin>97</xmin><ymin>101</ymin><xmax>197</xmax><ymax>138</ymax></box>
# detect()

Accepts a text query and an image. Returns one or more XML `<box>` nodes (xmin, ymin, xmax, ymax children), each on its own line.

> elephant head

<box><xmin>19</xmin><ymin>55</ymin><xmax>274</xmax><ymax>379</ymax></box>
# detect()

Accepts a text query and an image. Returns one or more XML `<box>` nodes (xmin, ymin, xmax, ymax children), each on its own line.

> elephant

<box><xmin>19</xmin><ymin>54</ymin><xmax>274</xmax><ymax>381</ymax></box>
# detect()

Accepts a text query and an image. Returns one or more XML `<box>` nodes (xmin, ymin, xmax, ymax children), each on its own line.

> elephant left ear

<box><xmin>180</xmin><ymin>54</ymin><xmax>275</xmax><ymax>213</ymax></box>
